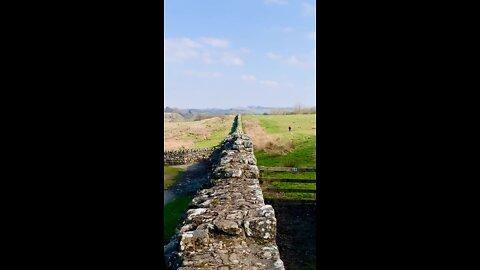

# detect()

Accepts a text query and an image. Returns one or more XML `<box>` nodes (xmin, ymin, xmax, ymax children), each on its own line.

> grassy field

<box><xmin>164</xmin><ymin>115</ymin><xmax>234</xmax><ymax>151</ymax></box>
<box><xmin>242</xmin><ymin>114</ymin><xmax>316</xmax><ymax>168</ymax></box>
<box><xmin>164</xmin><ymin>195</ymin><xmax>192</xmax><ymax>243</ymax></box>
<box><xmin>164</xmin><ymin>166</ymin><xmax>185</xmax><ymax>190</ymax></box>
<box><xmin>193</xmin><ymin>125</ymin><xmax>229</xmax><ymax>148</ymax></box>
<box><xmin>242</xmin><ymin>114</ymin><xmax>316</xmax><ymax>201</ymax></box>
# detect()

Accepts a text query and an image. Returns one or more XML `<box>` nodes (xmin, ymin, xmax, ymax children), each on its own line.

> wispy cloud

<box><xmin>185</xmin><ymin>70</ymin><xmax>222</xmax><ymax>78</ymax></box>
<box><xmin>308</xmin><ymin>31</ymin><xmax>316</xmax><ymax>41</ymax></box>
<box><xmin>265</xmin><ymin>0</ymin><xmax>288</xmax><ymax>5</ymax></box>
<box><xmin>222</xmin><ymin>53</ymin><xmax>244</xmax><ymax>66</ymax></box>
<box><xmin>241</xmin><ymin>74</ymin><xmax>280</xmax><ymax>88</ymax></box>
<box><xmin>241</xmin><ymin>75</ymin><xmax>257</xmax><ymax>81</ymax></box>
<box><xmin>201</xmin><ymin>52</ymin><xmax>214</xmax><ymax>64</ymax></box>
<box><xmin>286</xmin><ymin>56</ymin><xmax>301</xmax><ymax>65</ymax></box>
<box><xmin>199</xmin><ymin>38</ymin><xmax>230</xmax><ymax>48</ymax></box>
<box><xmin>266</xmin><ymin>52</ymin><xmax>282</xmax><ymax>60</ymax></box>
<box><xmin>260</xmin><ymin>80</ymin><xmax>280</xmax><ymax>88</ymax></box>
<box><xmin>282</xmin><ymin>27</ymin><xmax>294</xmax><ymax>33</ymax></box>
<box><xmin>164</xmin><ymin>38</ymin><xmax>201</xmax><ymax>63</ymax></box>
<box><xmin>165</xmin><ymin>37</ymin><xmax>244</xmax><ymax>66</ymax></box>
<box><xmin>302</xmin><ymin>2</ymin><xmax>316</xmax><ymax>16</ymax></box>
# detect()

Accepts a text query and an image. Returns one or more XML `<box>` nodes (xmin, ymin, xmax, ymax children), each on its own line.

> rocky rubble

<box><xmin>166</xmin><ymin>115</ymin><xmax>285</xmax><ymax>270</ymax></box>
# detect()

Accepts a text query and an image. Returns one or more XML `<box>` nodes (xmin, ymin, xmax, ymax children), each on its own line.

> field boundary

<box><xmin>259</xmin><ymin>166</ymin><xmax>317</xmax><ymax>200</ymax></box>
<box><xmin>163</xmin><ymin>147</ymin><xmax>220</xmax><ymax>166</ymax></box>
<box><xmin>260</xmin><ymin>178</ymin><xmax>316</xmax><ymax>183</ymax></box>
<box><xmin>264</xmin><ymin>188</ymin><xmax>316</xmax><ymax>193</ymax></box>
<box><xmin>164</xmin><ymin>146</ymin><xmax>219</xmax><ymax>154</ymax></box>
<box><xmin>258</xmin><ymin>166</ymin><xmax>316</xmax><ymax>173</ymax></box>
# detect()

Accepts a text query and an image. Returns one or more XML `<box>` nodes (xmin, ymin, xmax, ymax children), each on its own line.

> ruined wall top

<box><xmin>232</xmin><ymin>114</ymin><xmax>243</xmax><ymax>134</ymax></box>
<box><xmin>167</xmin><ymin>114</ymin><xmax>285</xmax><ymax>270</ymax></box>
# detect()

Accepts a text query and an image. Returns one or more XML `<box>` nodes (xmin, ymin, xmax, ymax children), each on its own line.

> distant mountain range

<box><xmin>164</xmin><ymin>106</ymin><xmax>295</xmax><ymax>115</ymax></box>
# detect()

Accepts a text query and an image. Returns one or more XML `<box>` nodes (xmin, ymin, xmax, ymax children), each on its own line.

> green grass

<box><xmin>264</xmin><ymin>191</ymin><xmax>316</xmax><ymax>200</ymax></box>
<box><xmin>271</xmin><ymin>182</ymin><xmax>316</xmax><ymax>190</ymax></box>
<box><xmin>164</xmin><ymin>195</ymin><xmax>192</xmax><ymax>243</ymax></box>
<box><xmin>243</xmin><ymin>114</ymin><xmax>316</xmax><ymax>168</ymax></box>
<box><xmin>243</xmin><ymin>114</ymin><xmax>317</xmax><ymax>201</ymax></box>
<box><xmin>164</xmin><ymin>166</ymin><xmax>184</xmax><ymax>190</ymax></box>
<box><xmin>261</xmin><ymin>171</ymin><xmax>316</xmax><ymax>180</ymax></box>
<box><xmin>263</xmin><ymin>176</ymin><xmax>316</xmax><ymax>201</ymax></box>
<box><xmin>193</xmin><ymin>126</ymin><xmax>229</xmax><ymax>148</ymax></box>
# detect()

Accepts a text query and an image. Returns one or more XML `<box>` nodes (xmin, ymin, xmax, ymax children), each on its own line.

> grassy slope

<box><xmin>243</xmin><ymin>114</ymin><xmax>316</xmax><ymax>200</ymax></box>
<box><xmin>193</xmin><ymin>125</ymin><xmax>230</xmax><ymax>148</ymax></box>
<box><xmin>164</xmin><ymin>115</ymin><xmax>234</xmax><ymax>150</ymax></box>
<box><xmin>164</xmin><ymin>195</ymin><xmax>192</xmax><ymax>243</ymax></box>
<box><xmin>243</xmin><ymin>115</ymin><xmax>316</xmax><ymax>168</ymax></box>
<box><xmin>164</xmin><ymin>166</ymin><xmax>185</xmax><ymax>190</ymax></box>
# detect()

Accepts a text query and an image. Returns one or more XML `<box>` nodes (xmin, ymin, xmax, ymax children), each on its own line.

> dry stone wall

<box><xmin>164</xmin><ymin>148</ymin><xmax>216</xmax><ymax>166</ymax></box>
<box><xmin>166</xmin><ymin>115</ymin><xmax>285</xmax><ymax>270</ymax></box>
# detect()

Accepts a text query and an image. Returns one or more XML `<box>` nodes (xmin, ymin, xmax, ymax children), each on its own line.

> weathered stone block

<box><xmin>257</xmin><ymin>205</ymin><xmax>275</xmax><ymax>218</ymax></box>
<box><xmin>244</xmin><ymin>217</ymin><xmax>277</xmax><ymax>240</ymax></box>
<box><xmin>214</xmin><ymin>220</ymin><xmax>243</xmax><ymax>235</ymax></box>
<box><xmin>179</xmin><ymin>229</ymin><xmax>209</xmax><ymax>251</ymax></box>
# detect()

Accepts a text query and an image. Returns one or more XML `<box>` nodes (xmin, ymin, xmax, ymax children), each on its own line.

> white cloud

<box><xmin>201</xmin><ymin>52</ymin><xmax>214</xmax><ymax>64</ymax></box>
<box><xmin>165</xmin><ymin>37</ymin><xmax>244</xmax><ymax>66</ymax></box>
<box><xmin>286</xmin><ymin>56</ymin><xmax>301</xmax><ymax>65</ymax></box>
<box><xmin>308</xmin><ymin>31</ymin><xmax>316</xmax><ymax>41</ymax></box>
<box><xmin>302</xmin><ymin>2</ymin><xmax>316</xmax><ymax>16</ymax></box>
<box><xmin>199</xmin><ymin>38</ymin><xmax>229</xmax><ymax>48</ymax></box>
<box><xmin>287</xmin><ymin>82</ymin><xmax>295</xmax><ymax>88</ymax></box>
<box><xmin>242</xmin><ymin>74</ymin><xmax>280</xmax><ymax>88</ymax></box>
<box><xmin>164</xmin><ymin>38</ymin><xmax>202</xmax><ymax>63</ymax></box>
<box><xmin>184</xmin><ymin>70</ymin><xmax>222</xmax><ymax>78</ymax></box>
<box><xmin>260</xmin><ymin>80</ymin><xmax>279</xmax><ymax>88</ymax></box>
<box><xmin>282</xmin><ymin>27</ymin><xmax>293</xmax><ymax>33</ymax></box>
<box><xmin>265</xmin><ymin>0</ymin><xmax>288</xmax><ymax>5</ymax></box>
<box><xmin>266</xmin><ymin>52</ymin><xmax>282</xmax><ymax>60</ymax></box>
<box><xmin>222</xmin><ymin>53</ymin><xmax>244</xmax><ymax>66</ymax></box>
<box><xmin>241</xmin><ymin>75</ymin><xmax>257</xmax><ymax>81</ymax></box>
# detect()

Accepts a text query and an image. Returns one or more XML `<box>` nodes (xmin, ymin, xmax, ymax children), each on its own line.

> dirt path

<box><xmin>164</xmin><ymin>161</ymin><xmax>210</xmax><ymax>205</ymax></box>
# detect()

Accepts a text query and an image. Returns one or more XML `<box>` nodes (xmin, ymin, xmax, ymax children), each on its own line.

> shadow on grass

<box><xmin>164</xmin><ymin>195</ymin><xmax>193</xmax><ymax>244</ymax></box>
<box><xmin>266</xmin><ymin>198</ymin><xmax>316</xmax><ymax>270</ymax></box>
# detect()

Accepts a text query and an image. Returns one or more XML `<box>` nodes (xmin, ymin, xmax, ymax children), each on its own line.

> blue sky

<box><xmin>164</xmin><ymin>0</ymin><xmax>316</xmax><ymax>109</ymax></box>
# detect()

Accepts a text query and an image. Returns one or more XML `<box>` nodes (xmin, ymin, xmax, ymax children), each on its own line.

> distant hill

<box><xmin>163</xmin><ymin>106</ymin><xmax>296</xmax><ymax>115</ymax></box>
<box><xmin>164</xmin><ymin>112</ymin><xmax>185</xmax><ymax>122</ymax></box>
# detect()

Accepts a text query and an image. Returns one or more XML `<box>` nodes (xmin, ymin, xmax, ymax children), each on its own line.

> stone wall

<box><xmin>165</xmin><ymin>115</ymin><xmax>285</xmax><ymax>270</ymax></box>
<box><xmin>164</xmin><ymin>148</ymin><xmax>216</xmax><ymax>166</ymax></box>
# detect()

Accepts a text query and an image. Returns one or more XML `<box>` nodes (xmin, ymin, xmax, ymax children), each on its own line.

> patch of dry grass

<box><xmin>243</xmin><ymin>119</ymin><xmax>294</xmax><ymax>156</ymax></box>
<box><xmin>164</xmin><ymin>116</ymin><xmax>234</xmax><ymax>151</ymax></box>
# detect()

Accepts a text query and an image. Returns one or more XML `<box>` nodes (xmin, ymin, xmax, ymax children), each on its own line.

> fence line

<box><xmin>259</xmin><ymin>178</ymin><xmax>316</xmax><ymax>183</ymax></box>
<box><xmin>258</xmin><ymin>166</ymin><xmax>316</xmax><ymax>173</ymax></box>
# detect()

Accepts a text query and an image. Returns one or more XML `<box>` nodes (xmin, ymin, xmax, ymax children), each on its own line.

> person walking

<box><xmin>288</xmin><ymin>126</ymin><xmax>291</xmax><ymax>132</ymax></box>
